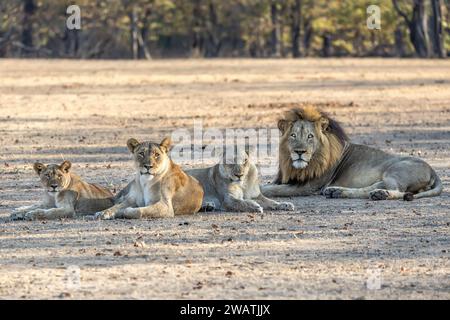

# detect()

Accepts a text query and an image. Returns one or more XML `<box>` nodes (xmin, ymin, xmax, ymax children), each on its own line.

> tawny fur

<box><xmin>263</xmin><ymin>106</ymin><xmax>442</xmax><ymax>201</ymax></box>
<box><xmin>10</xmin><ymin>161</ymin><xmax>114</xmax><ymax>221</ymax></box>
<box><xmin>95</xmin><ymin>137</ymin><xmax>204</xmax><ymax>219</ymax></box>
<box><xmin>186</xmin><ymin>150</ymin><xmax>294</xmax><ymax>213</ymax></box>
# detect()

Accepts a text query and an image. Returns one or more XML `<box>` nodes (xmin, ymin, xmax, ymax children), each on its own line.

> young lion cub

<box><xmin>10</xmin><ymin>161</ymin><xmax>114</xmax><ymax>221</ymax></box>
<box><xmin>96</xmin><ymin>137</ymin><xmax>203</xmax><ymax>219</ymax></box>
<box><xmin>186</xmin><ymin>149</ymin><xmax>295</xmax><ymax>213</ymax></box>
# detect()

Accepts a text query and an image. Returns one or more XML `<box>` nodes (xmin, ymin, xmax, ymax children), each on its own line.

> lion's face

<box><xmin>286</xmin><ymin>120</ymin><xmax>321</xmax><ymax>169</ymax></box>
<box><xmin>127</xmin><ymin>137</ymin><xmax>172</xmax><ymax>177</ymax></box>
<box><xmin>219</xmin><ymin>150</ymin><xmax>251</xmax><ymax>182</ymax></box>
<box><xmin>33</xmin><ymin>161</ymin><xmax>72</xmax><ymax>193</ymax></box>
<box><xmin>275</xmin><ymin>107</ymin><xmax>348</xmax><ymax>184</ymax></box>
<box><xmin>279</xmin><ymin>114</ymin><xmax>329</xmax><ymax>170</ymax></box>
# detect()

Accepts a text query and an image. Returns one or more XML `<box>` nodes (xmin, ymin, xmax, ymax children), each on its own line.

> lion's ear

<box><xmin>33</xmin><ymin>162</ymin><xmax>46</xmax><ymax>175</ymax></box>
<box><xmin>60</xmin><ymin>160</ymin><xmax>72</xmax><ymax>173</ymax></box>
<box><xmin>160</xmin><ymin>137</ymin><xmax>172</xmax><ymax>153</ymax></box>
<box><xmin>127</xmin><ymin>138</ymin><xmax>140</xmax><ymax>153</ymax></box>
<box><xmin>319</xmin><ymin>117</ymin><xmax>329</xmax><ymax>131</ymax></box>
<box><xmin>278</xmin><ymin>119</ymin><xmax>289</xmax><ymax>133</ymax></box>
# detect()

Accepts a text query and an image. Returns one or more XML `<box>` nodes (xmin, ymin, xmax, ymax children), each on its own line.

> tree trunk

<box><xmin>270</xmin><ymin>1</ymin><xmax>281</xmax><ymax>57</ymax></box>
<box><xmin>290</xmin><ymin>0</ymin><xmax>302</xmax><ymax>57</ymax></box>
<box><xmin>303</xmin><ymin>18</ymin><xmax>313</xmax><ymax>56</ymax></box>
<box><xmin>354</xmin><ymin>30</ymin><xmax>363</xmax><ymax>56</ymax></box>
<box><xmin>138</xmin><ymin>7</ymin><xmax>152</xmax><ymax>59</ymax></box>
<box><xmin>394</xmin><ymin>25</ymin><xmax>405</xmax><ymax>57</ymax></box>
<box><xmin>192</xmin><ymin>0</ymin><xmax>204</xmax><ymax>57</ymax></box>
<box><xmin>129</xmin><ymin>7</ymin><xmax>139</xmax><ymax>59</ymax></box>
<box><xmin>21</xmin><ymin>0</ymin><xmax>36</xmax><ymax>56</ymax></box>
<box><xmin>64</xmin><ymin>29</ymin><xmax>79</xmax><ymax>58</ymax></box>
<box><xmin>205</xmin><ymin>0</ymin><xmax>222</xmax><ymax>57</ymax></box>
<box><xmin>322</xmin><ymin>34</ymin><xmax>331</xmax><ymax>57</ymax></box>
<box><xmin>430</xmin><ymin>0</ymin><xmax>446</xmax><ymax>58</ymax></box>
<box><xmin>393</xmin><ymin>0</ymin><xmax>430</xmax><ymax>58</ymax></box>
<box><xmin>410</xmin><ymin>0</ymin><xmax>430</xmax><ymax>57</ymax></box>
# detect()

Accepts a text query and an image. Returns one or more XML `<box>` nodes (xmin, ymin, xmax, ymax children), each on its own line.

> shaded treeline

<box><xmin>0</xmin><ymin>0</ymin><xmax>449</xmax><ymax>59</ymax></box>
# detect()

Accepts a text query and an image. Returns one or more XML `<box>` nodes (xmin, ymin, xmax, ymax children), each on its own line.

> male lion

<box><xmin>95</xmin><ymin>137</ymin><xmax>203</xmax><ymax>219</ymax></box>
<box><xmin>262</xmin><ymin>106</ymin><xmax>443</xmax><ymax>201</ymax></box>
<box><xmin>10</xmin><ymin>161</ymin><xmax>114</xmax><ymax>220</ymax></box>
<box><xmin>186</xmin><ymin>149</ymin><xmax>294</xmax><ymax>213</ymax></box>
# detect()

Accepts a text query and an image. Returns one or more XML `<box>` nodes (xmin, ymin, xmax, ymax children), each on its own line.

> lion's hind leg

<box><xmin>324</xmin><ymin>182</ymin><xmax>384</xmax><ymax>199</ymax></box>
<box><xmin>369</xmin><ymin>161</ymin><xmax>433</xmax><ymax>201</ymax></box>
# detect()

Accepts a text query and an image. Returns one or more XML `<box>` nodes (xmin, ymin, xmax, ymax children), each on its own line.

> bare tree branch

<box><xmin>392</xmin><ymin>0</ymin><xmax>411</xmax><ymax>25</ymax></box>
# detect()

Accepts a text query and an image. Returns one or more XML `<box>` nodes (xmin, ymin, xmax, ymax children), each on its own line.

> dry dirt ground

<box><xmin>0</xmin><ymin>59</ymin><xmax>449</xmax><ymax>300</ymax></box>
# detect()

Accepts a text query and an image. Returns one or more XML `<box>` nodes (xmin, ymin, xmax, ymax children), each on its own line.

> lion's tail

<box><xmin>412</xmin><ymin>172</ymin><xmax>443</xmax><ymax>199</ymax></box>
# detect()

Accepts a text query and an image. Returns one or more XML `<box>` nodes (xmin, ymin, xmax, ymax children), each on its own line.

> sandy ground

<box><xmin>0</xmin><ymin>58</ymin><xmax>449</xmax><ymax>300</ymax></box>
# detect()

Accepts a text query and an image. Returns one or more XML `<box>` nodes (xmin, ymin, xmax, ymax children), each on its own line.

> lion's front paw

<box><xmin>95</xmin><ymin>210</ymin><xmax>115</xmax><ymax>220</ymax></box>
<box><xmin>13</xmin><ymin>206</ymin><xmax>31</xmax><ymax>213</ymax></box>
<box><xmin>248</xmin><ymin>203</ymin><xmax>263</xmax><ymax>214</ymax></box>
<box><xmin>323</xmin><ymin>187</ymin><xmax>344</xmax><ymax>199</ymax></box>
<box><xmin>277</xmin><ymin>202</ymin><xmax>295</xmax><ymax>211</ymax></box>
<box><xmin>369</xmin><ymin>189</ymin><xmax>390</xmax><ymax>201</ymax></box>
<box><xmin>202</xmin><ymin>201</ymin><xmax>216</xmax><ymax>212</ymax></box>
<box><xmin>254</xmin><ymin>206</ymin><xmax>264</xmax><ymax>214</ymax></box>
<box><xmin>10</xmin><ymin>211</ymin><xmax>25</xmax><ymax>221</ymax></box>
<box><xmin>23</xmin><ymin>210</ymin><xmax>46</xmax><ymax>221</ymax></box>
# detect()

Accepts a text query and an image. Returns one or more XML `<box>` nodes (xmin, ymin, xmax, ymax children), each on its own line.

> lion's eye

<box><xmin>290</xmin><ymin>133</ymin><xmax>297</xmax><ymax>138</ymax></box>
<box><xmin>155</xmin><ymin>153</ymin><xmax>160</xmax><ymax>159</ymax></box>
<box><xmin>308</xmin><ymin>134</ymin><xmax>314</xmax><ymax>139</ymax></box>
<box><xmin>139</xmin><ymin>152</ymin><xmax>145</xmax><ymax>157</ymax></box>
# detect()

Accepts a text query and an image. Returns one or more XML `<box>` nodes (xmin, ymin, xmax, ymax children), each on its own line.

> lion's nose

<box><xmin>295</xmin><ymin>149</ymin><xmax>307</xmax><ymax>155</ymax></box>
<box><xmin>235</xmin><ymin>173</ymin><xmax>244</xmax><ymax>178</ymax></box>
<box><xmin>144</xmin><ymin>164</ymin><xmax>153</xmax><ymax>170</ymax></box>
<box><xmin>51</xmin><ymin>185</ymin><xmax>58</xmax><ymax>190</ymax></box>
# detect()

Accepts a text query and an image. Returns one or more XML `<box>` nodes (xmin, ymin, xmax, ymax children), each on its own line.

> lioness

<box><xmin>262</xmin><ymin>106</ymin><xmax>443</xmax><ymax>201</ymax></box>
<box><xmin>10</xmin><ymin>161</ymin><xmax>114</xmax><ymax>221</ymax></box>
<box><xmin>186</xmin><ymin>149</ymin><xmax>294</xmax><ymax>213</ymax></box>
<box><xmin>96</xmin><ymin>137</ymin><xmax>203</xmax><ymax>219</ymax></box>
